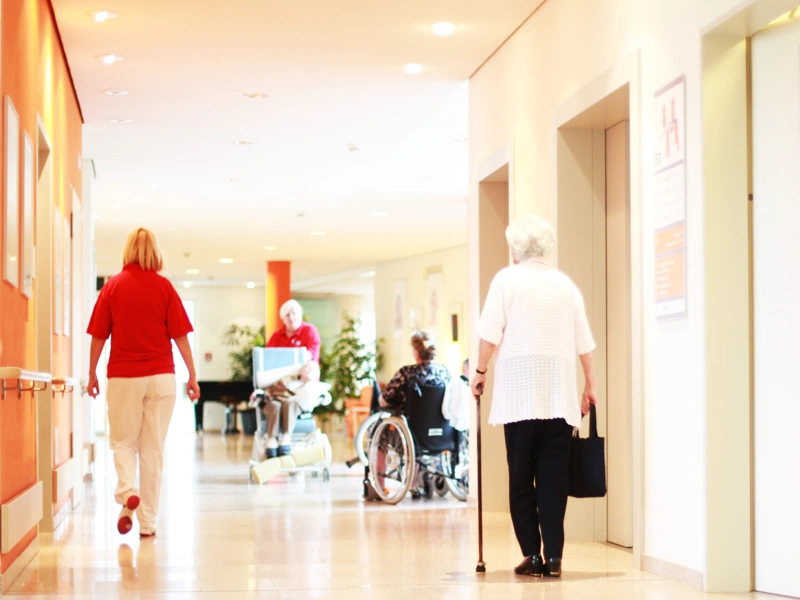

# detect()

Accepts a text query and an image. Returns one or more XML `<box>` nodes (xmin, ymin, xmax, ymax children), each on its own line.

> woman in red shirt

<box><xmin>87</xmin><ymin>228</ymin><xmax>200</xmax><ymax>537</ymax></box>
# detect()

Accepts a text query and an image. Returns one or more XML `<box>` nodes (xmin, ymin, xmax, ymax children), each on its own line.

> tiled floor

<box><xmin>6</xmin><ymin>402</ymin><xmax>779</xmax><ymax>599</ymax></box>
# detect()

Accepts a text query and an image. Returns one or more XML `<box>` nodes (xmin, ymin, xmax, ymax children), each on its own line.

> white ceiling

<box><xmin>51</xmin><ymin>0</ymin><xmax>542</xmax><ymax>291</ymax></box>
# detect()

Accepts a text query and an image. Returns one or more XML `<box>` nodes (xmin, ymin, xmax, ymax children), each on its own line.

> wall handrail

<box><xmin>0</xmin><ymin>367</ymin><xmax>52</xmax><ymax>399</ymax></box>
<box><xmin>52</xmin><ymin>377</ymin><xmax>78</xmax><ymax>397</ymax></box>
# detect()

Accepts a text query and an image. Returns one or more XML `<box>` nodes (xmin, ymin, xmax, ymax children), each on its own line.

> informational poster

<box><xmin>653</xmin><ymin>75</ymin><xmax>687</xmax><ymax>321</ymax></box>
<box><xmin>425</xmin><ymin>271</ymin><xmax>443</xmax><ymax>330</ymax></box>
<box><xmin>392</xmin><ymin>279</ymin><xmax>406</xmax><ymax>334</ymax></box>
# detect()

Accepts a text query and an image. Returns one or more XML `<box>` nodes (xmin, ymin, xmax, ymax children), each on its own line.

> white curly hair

<box><xmin>505</xmin><ymin>214</ymin><xmax>556</xmax><ymax>263</ymax></box>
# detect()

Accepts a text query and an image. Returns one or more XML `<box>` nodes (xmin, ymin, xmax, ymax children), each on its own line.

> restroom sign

<box><xmin>653</xmin><ymin>75</ymin><xmax>687</xmax><ymax>321</ymax></box>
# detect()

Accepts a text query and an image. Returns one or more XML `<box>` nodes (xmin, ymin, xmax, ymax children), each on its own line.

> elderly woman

<box><xmin>87</xmin><ymin>227</ymin><xmax>200</xmax><ymax>538</ymax></box>
<box><xmin>471</xmin><ymin>215</ymin><xmax>597</xmax><ymax>578</ymax></box>
<box><xmin>380</xmin><ymin>330</ymin><xmax>450</xmax><ymax>410</ymax></box>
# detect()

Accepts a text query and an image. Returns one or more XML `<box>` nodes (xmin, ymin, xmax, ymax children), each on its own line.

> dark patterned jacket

<box><xmin>381</xmin><ymin>361</ymin><xmax>451</xmax><ymax>409</ymax></box>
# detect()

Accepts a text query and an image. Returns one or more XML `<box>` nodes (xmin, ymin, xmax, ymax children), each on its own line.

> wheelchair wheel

<box><xmin>367</xmin><ymin>416</ymin><xmax>415</xmax><ymax>505</ymax></box>
<box><xmin>355</xmin><ymin>411</ymin><xmax>389</xmax><ymax>467</ymax></box>
<box><xmin>433</xmin><ymin>474</ymin><xmax>448</xmax><ymax>497</ymax></box>
<box><xmin>442</xmin><ymin>448</ymin><xmax>469</xmax><ymax>502</ymax></box>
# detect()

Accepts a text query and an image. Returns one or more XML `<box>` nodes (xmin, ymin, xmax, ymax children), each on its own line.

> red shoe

<box><xmin>117</xmin><ymin>507</ymin><xmax>134</xmax><ymax>535</ymax></box>
<box><xmin>126</xmin><ymin>494</ymin><xmax>140</xmax><ymax>511</ymax></box>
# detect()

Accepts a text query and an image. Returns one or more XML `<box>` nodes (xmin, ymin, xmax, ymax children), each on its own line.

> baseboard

<box><xmin>641</xmin><ymin>553</ymin><xmax>704</xmax><ymax>590</ymax></box>
<box><xmin>1</xmin><ymin>482</ymin><xmax>43</xmax><ymax>553</ymax></box>
<box><xmin>52</xmin><ymin>500</ymin><xmax>70</xmax><ymax>531</ymax></box>
<box><xmin>53</xmin><ymin>458</ymin><xmax>76</xmax><ymax>502</ymax></box>
<box><xmin>1</xmin><ymin>536</ymin><xmax>39</xmax><ymax>594</ymax></box>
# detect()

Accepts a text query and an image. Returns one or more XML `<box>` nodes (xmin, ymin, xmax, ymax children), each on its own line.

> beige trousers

<box><xmin>107</xmin><ymin>374</ymin><xmax>176</xmax><ymax>534</ymax></box>
<box><xmin>261</xmin><ymin>400</ymin><xmax>305</xmax><ymax>439</ymax></box>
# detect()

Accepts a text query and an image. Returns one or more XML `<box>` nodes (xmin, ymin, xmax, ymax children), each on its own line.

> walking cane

<box><xmin>475</xmin><ymin>385</ymin><xmax>486</xmax><ymax>573</ymax></box>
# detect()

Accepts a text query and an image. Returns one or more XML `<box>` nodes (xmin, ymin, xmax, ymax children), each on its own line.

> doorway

<box><xmin>35</xmin><ymin>121</ymin><xmax>55</xmax><ymax>531</ymax></box>
<box><xmin>751</xmin><ymin>13</ymin><xmax>800</xmax><ymax>598</ymax></box>
<box><xmin>556</xmin><ymin>84</ymin><xmax>634</xmax><ymax>548</ymax></box>
<box><xmin>470</xmin><ymin>143</ymin><xmax>513</xmax><ymax>512</ymax></box>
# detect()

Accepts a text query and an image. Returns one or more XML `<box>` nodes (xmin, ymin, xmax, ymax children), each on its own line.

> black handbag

<box><xmin>568</xmin><ymin>405</ymin><xmax>607</xmax><ymax>498</ymax></box>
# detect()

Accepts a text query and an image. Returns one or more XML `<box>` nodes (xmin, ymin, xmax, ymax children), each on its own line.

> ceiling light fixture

<box><xmin>97</xmin><ymin>54</ymin><xmax>124</xmax><ymax>65</ymax></box>
<box><xmin>109</xmin><ymin>118</ymin><xmax>133</xmax><ymax>124</ymax></box>
<box><xmin>361</xmin><ymin>271</ymin><xmax>376</xmax><ymax>278</ymax></box>
<box><xmin>347</xmin><ymin>143</ymin><xmax>360</xmax><ymax>153</ymax></box>
<box><xmin>369</xmin><ymin>211</ymin><xmax>387</xmax><ymax>217</ymax></box>
<box><xmin>104</xmin><ymin>89</ymin><xmax>129</xmax><ymax>96</ymax></box>
<box><xmin>114</xmin><ymin>204</ymin><xmax>122</xmax><ymax>210</ymax></box>
<box><xmin>150</xmin><ymin>183</ymin><xmax>160</xmax><ymax>189</ymax></box>
<box><xmin>232</xmin><ymin>140</ymin><xmax>252</xmax><ymax>145</ymax></box>
<box><xmin>226</xmin><ymin>177</ymin><xmax>240</xmax><ymax>182</ymax></box>
<box><xmin>263</xmin><ymin>246</ymin><xmax>277</xmax><ymax>251</ymax></box>
<box><xmin>310</xmin><ymin>231</ymin><xmax>326</xmax><ymax>236</ymax></box>
<box><xmin>404</xmin><ymin>63</ymin><xmax>423</xmax><ymax>75</ymax></box>
<box><xmin>432</xmin><ymin>22</ymin><xmax>457</xmax><ymax>36</ymax></box>
<box><xmin>219</xmin><ymin>258</ymin><xmax>234</xmax><ymax>264</ymax></box>
<box><xmin>243</xmin><ymin>93</ymin><xmax>268</xmax><ymax>99</ymax></box>
<box><xmin>246</xmin><ymin>282</ymin><xmax>256</xmax><ymax>289</ymax></box>
<box><xmin>92</xmin><ymin>10</ymin><xmax>118</xmax><ymax>23</ymax></box>
<box><xmin>183</xmin><ymin>281</ymin><xmax>192</xmax><ymax>288</ymax></box>
<box><xmin>132</xmin><ymin>195</ymin><xmax>141</xmax><ymax>200</ymax></box>
<box><xmin>92</xmin><ymin>214</ymin><xmax>100</xmax><ymax>219</ymax></box>
<box><xmin>186</xmin><ymin>269</ymin><xmax>199</xmax><ymax>275</ymax></box>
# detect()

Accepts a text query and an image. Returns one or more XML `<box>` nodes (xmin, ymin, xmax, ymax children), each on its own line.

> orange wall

<box><xmin>266</xmin><ymin>261</ymin><xmax>291</xmax><ymax>337</ymax></box>
<box><xmin>0</xmin><ymin>0</ymin><xmax>82</xmax><ymax>570</ymax></box>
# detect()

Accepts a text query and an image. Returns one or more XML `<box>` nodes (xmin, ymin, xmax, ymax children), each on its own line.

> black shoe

<box><xmin>266</xmin><ymin>448</ymin><xmax>278</xmax><ymax>459</ymax></box>
<box><xmin>277</xmin><ymin>445</ymin><xmax>291</xmax><ymax>457</ymax></box>
<box><xmin>514</xmin><ymin>555</ymin><xmax>544</xmax><ymax>577</ymax></box>
<box><xmin>544</xmin><ymin>557</ymin><xmax>562</xmax><ymax>578</ymax></box>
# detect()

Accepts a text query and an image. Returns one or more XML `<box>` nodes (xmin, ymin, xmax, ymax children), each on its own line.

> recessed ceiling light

<box><xmin>219</xmin><ymin>258</ymin><xmax>234</xmax><ymax>264</ymax></box>
<box><xmin>186</xmin><ymin>269</ymin><xmax>200</xmax><ymax>275</ymax></box>
<box><xmin>93</xmin><ymin>214</ymin><xmax>100</xmax><ymax>219</ymax></box>
<box><xmin>132</xmin><ymin>195</ymin><xmax>141</xmax><ymax>200</ymax></box>
<box><xmin>369</xmin><ymin>211</ymin><xmax>387</xmax><ymax>217</ymax></box>
<box><xmin>432</xmin><ymin>22</ymin><xmax>457</xmax><ymax>36</ymax></box>
<box><xmin>347</xmin><ymin>143</ymin><xmax>360</xmax><ymax>153</ymax></box>
<box><xmin>92</xmin><ymin>10</ymin><xmax>118</xmax><ymax>23</ymax></box>
<box><xmin>104</xmin><ymin>89</ymin><xmax>129</xmax><ymax>96</ymax></box>
<box><xmin>421</xmin><ymin>174</ymin><xmax>432</xmax><ymax>179</ymax></box>
<box><xmin>232</xmin><ymin>140</ymin><xmax>252</xmax><ymax>145</ymax></box>
<box><xmin>114</xmin><ymin>204</ymin><xmax>122</xmax><ymax>210</ymax></box>
<box><xmin>404</xmin><ymin>63</ymin><xmax>423</xmax><ymax>75</ymax></box>
<box><xmin>246</xmin><ymin>282</ymin><xmax>256</xmax><ymax>289</ymax></box>
<box><xmin>183</xmin><ymin>281</ymin><xmax>192</xmax><ymax>288</ymax></box>
<box><xmin>453</xmin><ymin>137</ymin><xmax>468</xmax><ymax>143</ymax></box>
<box><xmin>310</xmin><ymin>231</ymin><xmax>326</xmax><ymax>236</ymax></box>
<box><xmin>167</xmin><ymin>227</ymin><xmax>176</xmax><ymax>232</ymax></box>
<box><xmin>226</xmin><ymin>177</ymin><xmax>240</xmax><ymax>182</ymax></box>
<box><xmin>263</xmin><ymin>246</ymin><xmax>277</xmax><ymax>251</ymax></box>
<box><xmin>361</xmin><ymin>271</ymin><xmax>376</xmax><ymax>278</ymax></box>
<box><xmin>97</xmin><ymin>54</ymin><xmax>124</xmax><ymax>65</ymax></box>
<box><xmin>150</xmin><ymin>183</ymin><xmax>160</xmax><ymax>189</ymax></box>
<box><xmin>243</xmin><ymin>93</ymin><xmax>268</xmax><ymax>99</ymax></box>
<box><xmin>109</xmin><ymin>118</ymin><xmax>133</xmax><ymax>124</ymax></box>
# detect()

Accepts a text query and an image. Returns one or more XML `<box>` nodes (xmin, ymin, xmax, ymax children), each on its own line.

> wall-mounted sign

<box><xmin>653</xmin><ymin>75</ymin><xmax>687</xmax><ymax>321</ymax></box>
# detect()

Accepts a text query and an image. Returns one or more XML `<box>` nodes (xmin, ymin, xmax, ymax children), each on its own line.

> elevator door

<box><xmin>751</xmin><ymin>18</ymin><xmax>800</xmax><ymax>598</ymax></box>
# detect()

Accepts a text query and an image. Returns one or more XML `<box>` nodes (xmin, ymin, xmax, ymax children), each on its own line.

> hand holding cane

<box><xmin>475</xmin><ymin>382</ymin><xmax>486</xmax><ymax>573</ymax></box>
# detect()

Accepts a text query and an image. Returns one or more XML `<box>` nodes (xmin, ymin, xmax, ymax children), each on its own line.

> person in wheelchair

<box><xmin>379</xmin><ymin>330</ymin><xmax>451</xmax><ymax>412</ymax></box>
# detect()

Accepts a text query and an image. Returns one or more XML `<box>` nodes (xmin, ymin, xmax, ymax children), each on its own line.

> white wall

<box><xmin>467</xmin><ymin>0</ymin><xmax>791</xmax><ymax>579</ymax></box>
<box><xmin>375</xmin><ymin>246</ymin><xmax>468</xmax><ymax>382</ymax></box>
<box><xmin>177</xmin><ymin>286</ymin><xmax>265</xmax><ymax>380</ymax></box>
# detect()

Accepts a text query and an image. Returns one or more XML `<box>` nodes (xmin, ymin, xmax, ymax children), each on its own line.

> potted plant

<box><xmin>221</xmin><ymin>324</ymin><xmax>266</xmax><ymax>382</ymax></box>
<box><xmin>315</xmin><ymin>315</ymin><xmax>383</xmax><ymax>436</ymax></box>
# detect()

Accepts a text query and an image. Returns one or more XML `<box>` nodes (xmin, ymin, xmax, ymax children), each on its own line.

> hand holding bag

<box><xmin>568</xmin><ymin>405</ymin><xmax>607</xmax><ymax>498</ymax></box>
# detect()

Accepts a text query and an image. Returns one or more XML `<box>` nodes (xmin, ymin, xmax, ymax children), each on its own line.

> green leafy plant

<box><xmin>221</xmin><ymin>324</ymin><xmax>266</xmax><ymax>382</ymax></box>
<box><xmin>314</xmin><ymin>315</ymin><xmax>383</xmax><ymax>417</ymax></box>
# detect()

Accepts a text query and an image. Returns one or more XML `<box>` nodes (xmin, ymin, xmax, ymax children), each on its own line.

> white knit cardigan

<box><xmin>477</xmin><ymin>259</ymin><xmax>595</xmax><ymax>427</ymax></box>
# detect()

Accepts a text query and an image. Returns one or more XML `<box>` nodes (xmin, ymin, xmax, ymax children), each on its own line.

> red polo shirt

<box><xmin>266</xmin><ymin>322</ymin><xmax>321</xmax><ymax>362</ymax></box>
<box><xmin>87</xmin><ymin>264</ymin><xmax>193</xmax><ymax>378</ymax></box>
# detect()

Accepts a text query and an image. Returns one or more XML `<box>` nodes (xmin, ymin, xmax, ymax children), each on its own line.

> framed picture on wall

<box><xmin>63</xmin><ymin>208</ymin><xmax>71</xmax><ymax>337</ymax></box>
<box><xmin>21</xmin><ymin>132</ymin><xmax>34</xmax><ymax>298</ymax></box>
<box><xmin>393</xmin><ymin>279</ymin><xmax>406</xmax><ymax>334</ymax></box>
<box><xmin>449</xmin><ymin>302</ymin><xmax>462</xmax><ymax>343</ymax></box>
<box><xmin>54</xmin><ymin>206</ymin><xmax>63</xmax><ymax>335</ymax></box>
<box><xmin>4</xmin><ymin>96</ymin><xmax>20</xmax><ymax>288</ymax></box>
<box><xmin>425</xmin><ymin>271</ymin><xmax>443</xmax><ymax>330</ymax></box>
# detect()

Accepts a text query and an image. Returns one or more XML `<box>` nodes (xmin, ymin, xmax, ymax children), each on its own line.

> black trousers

<box><xmin>504</xmin><ymin>418</ymin><xmax>573</xmax><ymax>559</ymax></box>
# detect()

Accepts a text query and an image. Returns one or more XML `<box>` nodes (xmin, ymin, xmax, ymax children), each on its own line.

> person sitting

<box><xmin>266</xmin><ymin>299</ymin><xmax>321</xmax><ymax>362</ymax></box>
<box><xmin>256</xmin><ymin>360</ymin><xmax>329</xmax><ymax>458</ymax></box>
<box><xmin>380</xmin><ymin>330</ymin><xmax>451</xmax><ymax>411</ymax></box>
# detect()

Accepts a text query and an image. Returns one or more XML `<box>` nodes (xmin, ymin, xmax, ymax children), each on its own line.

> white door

<box><xmin>752</xmin><ymin>18</ymin><xmax>800</xmax><ymax>598</ymax></box>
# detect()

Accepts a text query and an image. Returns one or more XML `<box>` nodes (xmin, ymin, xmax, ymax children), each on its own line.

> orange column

<box><xmin>266</xmin><ymin>261</ymin><xmax>291</xmax><ymax>337</ymax></box>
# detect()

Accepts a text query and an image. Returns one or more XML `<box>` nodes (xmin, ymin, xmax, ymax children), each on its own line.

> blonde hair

<box><xmin>122</xmin><ymin>227</ymin><xmax>163</xmax><ymax>272</ymax></box>
<box><xmin>411</xmin><ymin>330</ymin><xmax>437</xmax><ymax>361</ymax></box>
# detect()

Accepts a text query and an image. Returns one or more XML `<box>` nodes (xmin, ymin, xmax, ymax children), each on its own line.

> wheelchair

<box><xmin>365</xmin><ymin>379</ymin><xmax>469</xmax><ymax>504</ymax></box>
